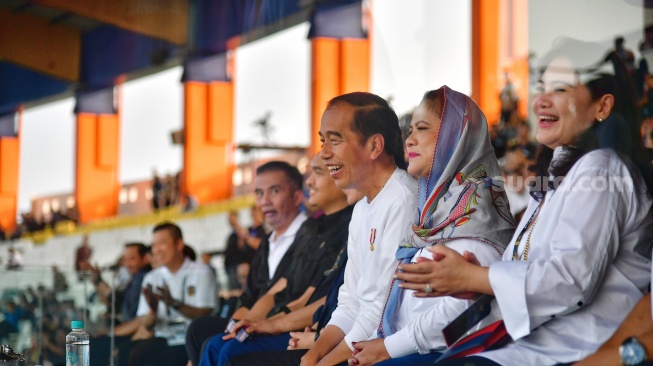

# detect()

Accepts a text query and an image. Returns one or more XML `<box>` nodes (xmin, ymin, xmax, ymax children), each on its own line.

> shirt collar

<box><xmin>270</xmin><ymin>211</ymin><xmax>308</xmax><ymax>243</ymax></box>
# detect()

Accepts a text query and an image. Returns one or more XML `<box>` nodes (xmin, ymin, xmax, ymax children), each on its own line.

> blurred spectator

<box><xmin>201</xmin><ymin>252</ymin><xmax>217</xmax><ymax>279</ymax></box>
<box><xmin>74</xmin><ymin>235</ymin><xmax>92</xmax><ymax>279</ymax></box>
<box><xmin>507</xmin><ymin>121</ymin><xmax>538</xmax><ymax>160</ymax></box>
<box><xmin>89</xmin><ymin>243</ymin><xmax>151</xmax><ymax>323</ymax></box>
<box><xmin>161</xmin><ymin>174</ymin><xmax>178</xmax><ymax>208</ymax></box>
<box><xmin>615</xmin><ymin>35</ymin><xmax>636</xmax><ymax>78</ymax></box>
<box><xmin>181</xmin><ymin>193</ymin><xmax>199</xmax><ymax>213</ymax></box>
<box><xmin>52</xmin><ymin>265</ymin><xmax>68</xmax><ymax>294</ymax></box>
<box><xmin>41</xmin><ymin>327</ymin><xmax>66</xmax><ymax>365</ymax></box>
<box><xmin>222</xmin><ymin>211</ymin><xmax>247</xmax><ymax>290</ymax></box>
<box><xmin>6</xmin><ymin>247</ymin><xmax>22</xmax><ymax>270</ymax></box>
<box><xmin>490</xmin><ymin>123</ymin><xmax>507</xmax><ymax>159</ymax></box>
<box><xmin>0</xmin><ymin>301</ymin><xmax>23</xmax><ymax>342</ymax></box>
<box><xmin>499</xmin><ymin>72</ymin><xmax>519</xmax><ymax>124</ymax></box>
<box><xmin>636</xmin><ymin>40</ymin><xmax>650</xmax><ymax>99</ymax></box>
<box><xmin>0</xmin><ymin>224</ymin><xmax>5</xmax><ymax>241</ymax></box>
<box><xmin>242</xmin><ymin>205</ymin><xmax>267</xmax><ymax>256</ymax></box>
<box><xmin>501</xmin><ymin>148</ymin><xmax>532</xmax><ymax>222</ymax></box>
<box><xmin>152</xmin><ymin>171</ymin><xmax>163</xmax><ymax>210</ymax></box>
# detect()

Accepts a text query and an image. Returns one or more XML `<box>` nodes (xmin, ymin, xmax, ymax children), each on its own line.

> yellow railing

<box><xmin>22</xmin><ymin>195</ymin><xmax>255</xmax><ymax>244</ymax></box>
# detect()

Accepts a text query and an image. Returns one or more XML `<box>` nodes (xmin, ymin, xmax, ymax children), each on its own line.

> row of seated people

<box><xmin>95</xmin><ymin>37</ymin><xmax>653</xmax><ymax>366</ymax></box>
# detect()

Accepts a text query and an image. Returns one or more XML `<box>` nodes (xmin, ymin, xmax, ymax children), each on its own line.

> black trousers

<box><xmin>185</xmin><ymin>315</ymin><xmax>229</xmax><ymax>366</ymax></box>
<box><xmin>116</xmin><ymin>337</ymin><xmax>187</xmax><ymax>366</ymax></box>
<box><xmin>90</xmin><ymin>335</ymin><xmax>131</xmax><ymax>366</ymax></box>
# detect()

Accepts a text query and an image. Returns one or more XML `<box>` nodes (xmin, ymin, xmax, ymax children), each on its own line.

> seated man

<box><xmin>88</xmin><ymin>242</ymin><xmax>151</xmax><ymax>323</ymax></box>
<box><xmin>199</xmin><ymin>155</ymin><xmax>357</xmax><ymax>366</ymax></box>
<box><xmin>88</xmin><ymin>242</ymin><xmax>151</xmax><ymax>365</ymax></box>
<box><xmin>185</xmin><ymin>161</ymin><xmax>308</xmax><ymax>366</ymax></box>
<box><xmin>111</xmin><ymin>222</ymin><xmax>217</xmax><ymax>366</ymax></box>
<box><xmin>226</xmin><ymin>191</ymin><xmax>363</xmax><ymax>366</ymax></box>
<box><xmin>302</xmin><ymin>92</ymin><xmax>417</xmax><ymax>366</ymax></box>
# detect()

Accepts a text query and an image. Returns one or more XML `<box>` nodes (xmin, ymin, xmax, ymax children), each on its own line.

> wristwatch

<box><xmin>171</xmin><ymin>299</ymin><xmax>183</xmax><ymax>310</ymax></box>
<box><xmin>620</xmin><ymin>337</ymin><xmax>647</xmax><ymax>365</ymax></box>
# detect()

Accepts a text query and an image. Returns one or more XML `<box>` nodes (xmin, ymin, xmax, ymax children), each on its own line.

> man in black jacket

<box><xmin>185</xmin><ymin>161</ymin><xmax>307</xmax><ymax>366</ymax></box>
<box><xmin>200</xmin><ymin>155</ymin><xmax>356</xmax><ymax>366</ymax></box>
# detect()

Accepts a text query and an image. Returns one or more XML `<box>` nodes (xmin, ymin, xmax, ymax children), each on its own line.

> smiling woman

<box><xmin>398</xmin><ymin>39</ymin><xmax>653</xmax><ymax>366</ymax></box>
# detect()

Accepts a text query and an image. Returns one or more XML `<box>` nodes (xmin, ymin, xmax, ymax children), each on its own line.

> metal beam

<box><xmin>33</xmin><ymin>0</ymin><xmax>188</xmax><ymax>44</ymax></box>
<box><xmin>0</xmin><ymin>8</ymin><xmax>80</xmax><ymax>81</ymax></box>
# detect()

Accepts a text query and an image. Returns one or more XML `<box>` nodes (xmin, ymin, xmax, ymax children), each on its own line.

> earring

<box><xmin>597</xmin><ymin>117</ymin><xmax>604</xmax><ymax>122</ymax></box>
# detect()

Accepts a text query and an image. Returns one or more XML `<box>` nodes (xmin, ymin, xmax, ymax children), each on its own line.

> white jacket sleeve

<box><xmin>384</xmin><ymin>240</ymin><xmax>502</xmax><ymax>357</ymax></box>
<box><xmin>489</xmin><ymin>165</ymin><xmax>626</xmax><ymax>340</ymax></box>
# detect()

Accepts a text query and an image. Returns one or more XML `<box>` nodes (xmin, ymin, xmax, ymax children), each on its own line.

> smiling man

<box><xmin>300</xmin><ymin>92</ymin><xmax>417</xmax><ymax>366</ymax></box>
<box><xmin>185</xmin><ymin>161</ymin><xmax>308</xmax><ymax>366</ymax></box>
<box><xmin>197</xmin><ymin>155</ymin><xmax>356</xmax><ymax>366</ymax></box>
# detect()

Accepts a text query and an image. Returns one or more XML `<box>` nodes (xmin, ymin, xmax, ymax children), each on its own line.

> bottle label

<box><xmin>66</xmin><ymin>351</ymin><xmax>79</xmax><ymax>365</ymax></box>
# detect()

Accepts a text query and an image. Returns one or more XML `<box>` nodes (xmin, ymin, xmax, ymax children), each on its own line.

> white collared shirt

<box><xmin>327</xmin><ymin>168</ymin><xmax>418</xmax><ymax>349</ymax></box>
<box><xmin>267</xmin><ymin>212</ymin><xmax>308</xmax><ymax>278</ymax></box>
<box><xmin>136</xmin><ymin>258</ymin><xmax>217</xmax><ymax>325</ymax></box>
<box><xmin>483</xmin><ymin>149</ymin><xmax>653</xmax><ymax>365</ymax></box>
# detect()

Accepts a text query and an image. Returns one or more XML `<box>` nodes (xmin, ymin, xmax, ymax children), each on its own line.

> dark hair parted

<box><xmin>152</xmin><ymin>222</ymin><xmax>183</xmax><ymax>242</ymax></box>
<box><xmin>256</xmin><ymin>161</ymin><xmax>303</xmax><ymax>192</ymax></box>
<box><xmin>125</xmin><ymin>242</ymin><xmax>148</xmax><ymax>257</ymax></box>
<box><xmin>328</xmin><ymin>92</ymin><xmax>407</xmax><ymax>170</ymax></box>
<box><xmin>532</xmin><ymin>38</ymin><xmax>653</xmax><ymax>196</ymax></box>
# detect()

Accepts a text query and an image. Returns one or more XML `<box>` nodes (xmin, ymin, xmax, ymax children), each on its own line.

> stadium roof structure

<box><xmin>0</xmin><ymin>0</ymin><xmax>362</xmax><ymax>116</ymax></box>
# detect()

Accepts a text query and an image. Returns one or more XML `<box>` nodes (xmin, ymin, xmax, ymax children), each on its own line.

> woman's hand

<box><xmin>396</xmin><ymin>245</ymin><xmax>492</xmax><ymax>297</ymax></box>
<box><xmin>348</xmin><ymin>339</ymin><xmax>390</xmax><ymax>366</ymax></box>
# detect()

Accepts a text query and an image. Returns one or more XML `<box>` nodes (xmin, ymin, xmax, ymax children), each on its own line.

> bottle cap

<box><xmin>71</xmin><ymin>320</ymin><xmax>84</xmax><ymax>329</ymax></box>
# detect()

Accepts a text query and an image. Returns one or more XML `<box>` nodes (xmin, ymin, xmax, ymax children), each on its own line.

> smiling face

<box><xmin>405</xmin><ymin>101</ymin><xmax>442</xmax><ymax>179</ymax></box>
<box><xmin>305</xmin><ymin>155</ymin><xmax>347</xmax><ymax>215</ymax></box>
<box><xmin>254</xmin><ymin>170</ymin><xmax>302</xmax><ymax>234</ymax></box>
<box><xmin>151</xmin><ymin>229</ymin><xmax>184</xmax><ymax>268</ymax></box>
<box><xmin>319</xmin><ymin>103</ymin><xmax>370</xmax><ymax>190</ymax></box>
<box><xmin>533</xmin><ymin>57</ymin><xmax>601</xmax><ymax>149</ymax></box>
<box><xmin>122</xmin><ymin>245</ymin><xmax>149</xmax><ymax>275</ymax></box>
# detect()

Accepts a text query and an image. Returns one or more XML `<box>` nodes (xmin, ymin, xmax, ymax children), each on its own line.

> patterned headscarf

<box><xmin>378</xmin><ymin>86</ymin><xmax>516</xmax><ymax>338</ymax></box>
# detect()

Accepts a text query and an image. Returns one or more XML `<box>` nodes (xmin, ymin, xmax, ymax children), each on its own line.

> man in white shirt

<box><xmin>112</xmin><ymin>222</ymin><xmax>217</xmax><ymax>366</ymax></box>
<box><xmin>301</xmin><ymin>92</ymin><xmax>417</xmax><ymax>366</ymax></box>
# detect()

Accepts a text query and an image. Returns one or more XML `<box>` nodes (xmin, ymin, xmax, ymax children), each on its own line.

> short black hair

<box><xmin>256</xmin><ymin>161</ymin><xmax>303</xmax><ymax>191</ymax></box>
<box><xmin>124</xmin><ymin>242</ymin><xmax>148</xmax><ymax>257</ymax></box>
<box><xmin>327</xmin><ymin>92</ymin><xmax>406</xmax><ymax>170</ymax></box>
<box><xmin>152</xmin><ymin>222</ymin><xmax>183</xmax><ymax>242</ymax></box>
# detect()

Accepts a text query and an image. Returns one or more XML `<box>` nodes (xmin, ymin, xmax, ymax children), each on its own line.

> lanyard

<box><xmin>511</xmin><ymin>200</ymin><xmax>544</xmax><ymax>261</ymax></box>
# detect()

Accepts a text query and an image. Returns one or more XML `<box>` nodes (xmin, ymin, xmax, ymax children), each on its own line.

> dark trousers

<box><xmin>117</xmin><ymin>337</ymin><xmax>187</xmax><ymax>366</ymax></box>
<box><xmin>227</xmin><ymin>349</ymin><xmax>351</xmax><ymax>366</ymax></box>
<box><xmin>90</xmin><ymin>335</ymin><xmax>130</xmax><ymax>366</ymax></box>
<box><xmin>227</xmin><ymin>349</ymin><xmax>307</xmax><ymax>366</ymax></box>
<box><xmin>185</xmin><ymin>315</ymin><xmax>229</xmax><ymax>366</ymax></box>
<box><xmin>200</xmin><ymin>333</ymin><xmax>291</xmax><ymax>366</ymax></box>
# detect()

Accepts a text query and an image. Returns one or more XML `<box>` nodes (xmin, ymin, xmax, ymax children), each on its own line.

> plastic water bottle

<box><xmin>65</xmin><ymin>320</ymin><xmax>89</xmax><ymax>366</ymax></box>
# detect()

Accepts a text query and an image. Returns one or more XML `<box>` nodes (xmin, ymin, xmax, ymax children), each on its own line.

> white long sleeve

<box><xmin>327</xmin><ymin>168</ymin><xmax>417</xmax><ymax>350</ymax></box>
<box><xmin>483</xmin><ymin>149</ymin><xmax>653</xmax><ymax>365</ymax></box>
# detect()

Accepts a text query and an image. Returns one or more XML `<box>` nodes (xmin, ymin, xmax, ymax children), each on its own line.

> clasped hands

<box><xmin>395</xmin><ymin>245</ymin><xmax>481</xmax><ymax>299</ymax></box>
